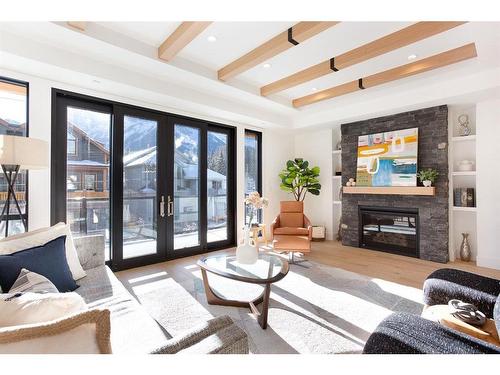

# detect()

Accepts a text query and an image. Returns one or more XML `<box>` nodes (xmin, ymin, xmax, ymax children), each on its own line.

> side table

<box><xmin>248</xmin><ymin>224</ymin><xmax>268</xmax><ymax>247</ymax></box>
<box><xmin>422</xmin><ymin>305</ymin><xmax>500</xmax><ymax>347</ymax></box>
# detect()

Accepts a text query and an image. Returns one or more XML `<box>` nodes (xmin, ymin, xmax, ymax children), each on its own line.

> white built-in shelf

<box><xmin>332</xmin><ymin>175</ymin><xmax>342</xmax><ymax>180</ymax></box>
<box><xmin>452</xmin><ymin>206</ymin><xmax>477</xmax><ymax>212</ymax></box>
<box><xmin>452</xmin><ymin>171</ymin><xmax>476</xmax><ymax>176</ymax></box>
<box><xmin>333</xmin><ymin>200</ymin><xmax>342</xmax><ymax>205</ymax></box>
<box><xmin>332</xmin><ymin>150</ymin><xmax>342</xmax><ymax>155</ymax></box>
<box><xmin>452</xmin><ymin>135</ymin><xmax>476</xmax><ymax>142</ymax></box>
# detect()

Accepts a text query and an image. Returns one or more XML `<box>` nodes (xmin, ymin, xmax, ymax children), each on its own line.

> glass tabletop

<box><xmin>198</xmin><ymin>253</ymin><xmax>289</xmax><ymax>283</ymax></box>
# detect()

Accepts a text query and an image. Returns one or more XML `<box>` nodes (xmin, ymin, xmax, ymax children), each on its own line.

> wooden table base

<box><xmin>201</xmin><ymin>268</ymin><xmax>272</xmax><ymax>329</ymax></box>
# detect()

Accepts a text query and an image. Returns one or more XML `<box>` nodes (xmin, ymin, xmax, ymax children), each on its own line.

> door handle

<box><xmin>159</xmin><ymin>196</ymin><xmax>165</xmax><ymax>218</ymax></box>
<box><xmin>167</xmin><ymin>196</ymin><xmax>174</xmax><ymax>217</ymax></box>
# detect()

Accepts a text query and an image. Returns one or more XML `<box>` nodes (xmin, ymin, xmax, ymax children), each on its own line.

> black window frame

<box><xmin>51</xmin><ymin>88</ymin><xmax>237</xmax><ymax>270</ymax></box>
<box><xmin>244</xmin><ymin>129</ymin><xmax>262</xmax><ymax>224</ymax></box>
<box><xmin>0</xmin><ymin>76</ymin><xmax>30</xmax><ymax>235</ymax></box>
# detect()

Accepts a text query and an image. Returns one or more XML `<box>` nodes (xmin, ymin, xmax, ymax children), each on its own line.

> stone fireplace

<box><xmin>341</xmin><ymin>105</ymin><xmax>449</xmax><ymax>263</ymax></box>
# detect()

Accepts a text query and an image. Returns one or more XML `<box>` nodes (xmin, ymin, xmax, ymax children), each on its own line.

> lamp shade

<box><xmin>0</xmin><ymin>135</ymin><xmax>49</xmax><ymax>170</ymax></box>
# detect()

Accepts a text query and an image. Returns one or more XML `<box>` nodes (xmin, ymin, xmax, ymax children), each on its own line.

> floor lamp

<box><xmin>0</xmin><ymin>135</ymin><xmax>48</xmax><ymax>237</ymax></box>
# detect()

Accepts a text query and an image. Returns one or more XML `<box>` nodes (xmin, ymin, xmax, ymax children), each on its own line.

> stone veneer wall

<box><xmin>341</xmin><ymin>105</ymin><xmax>449</xmax><ymax>263</ymax></box>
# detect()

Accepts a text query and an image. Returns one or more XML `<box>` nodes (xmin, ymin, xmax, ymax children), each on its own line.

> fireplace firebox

<box><xmin>359</xmin><ymin>206</ymin><xmax>419</xmax><ymax>258</ymax></box>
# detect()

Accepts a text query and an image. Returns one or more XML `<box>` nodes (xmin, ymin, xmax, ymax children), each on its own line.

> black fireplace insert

<box><xmin>359</xmin><ymin>206</ymin><xmax>419</xmax><ymax>258</ymax></box>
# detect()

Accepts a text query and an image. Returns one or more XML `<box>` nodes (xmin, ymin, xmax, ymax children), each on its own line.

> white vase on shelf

<box><xmin>236</xmin><ymin>227</ymin><xmax>258</xmax><ymax>264</ymax></box>
<box><xmin>423</xmin><ymin>180</ymin><xmax>432</xmax><ymax>187</ymax></box>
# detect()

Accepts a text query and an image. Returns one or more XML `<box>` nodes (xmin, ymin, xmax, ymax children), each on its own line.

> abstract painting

<box><xmin>356</xmin><ymin>127</ymin><xmax>418</xmax><ymax>187</ymax></box>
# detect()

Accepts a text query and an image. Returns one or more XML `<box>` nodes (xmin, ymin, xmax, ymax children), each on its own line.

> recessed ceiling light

<box><xmin>207</xmin><ymin>35</ymin><xmax>217</xmax><ymax>43</ymax></box>
<box><xmin>262</xmin><ymin>63</ymin><xmax>271</xmax><ymax>69</ymax></box>
<box><xmin>311</xmin><ymin>87</ymin><xmax>318</xmax><ymax>92</ymax></box>
<box><xmin>407</xmin><ymin>54</ymin><xmax>417</xmax><ymax>60</ymax></box>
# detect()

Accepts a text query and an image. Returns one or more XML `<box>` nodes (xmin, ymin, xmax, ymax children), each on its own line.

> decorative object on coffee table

<box><xmin>458</xmin><ymin>114</ymin><xmax>471</xmax><ymax>136</ymax></box>
<box><xmin>459</xmin><ymin>233</ymin><xmax>472</xmax><ymax>262</ymax></box>
<box><xmin>238</xmin><ymin>192</ymin><xmax>269</xmax><ymax>264</ymax></box>
<box><xmin>448</xmin><ymin>299</ymin><xmax>486</xmax><ymax>326</ymax></box>
<box><xmin>421</xmin><ymin>304</ymin><xmax>500</xmax><ymax>347</ymax></box>
<box><xmin>417</xmin><ymin>168</ymin><xmax>439</xmax><ymax>187</ymax></box>
<box><xmin>197</xmin><ymin>253</ymin><xmax>289</xmax><ymax>329</ymax></box>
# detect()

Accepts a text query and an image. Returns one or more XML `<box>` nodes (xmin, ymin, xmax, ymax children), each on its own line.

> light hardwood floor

<box><xmin>117</xmin><ymin>240</ymin><xmax>500</xmax><ymax>290</ymax></box>
<box><xmin>307</xmin><ymin>240</ymin><xmax>500</xmax><ymax>289</ymax></box>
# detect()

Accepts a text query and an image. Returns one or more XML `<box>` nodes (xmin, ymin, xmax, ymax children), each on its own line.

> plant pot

<box><xmin>423</xmin><ymin>180</ymin><xmax>432</xmax><ymax>187</ymax></box>
<box><xmin>236</xmin><ymin>227</ymin><xmax>258</xmax><ymax>264</ymax></box>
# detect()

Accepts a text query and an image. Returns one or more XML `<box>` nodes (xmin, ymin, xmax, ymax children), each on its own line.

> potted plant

<box><xmin>279</xmin><ymin>158</ymin><xmax>321</xmax><ymax>201</ymax></box>
<box><xmin>417</xmin><ymin>168</ymin><xmax>439</xmax><ymax>187</ymax></box>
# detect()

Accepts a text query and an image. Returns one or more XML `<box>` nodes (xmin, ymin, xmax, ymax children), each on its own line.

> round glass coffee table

<box><xmin>197</xmin><ymin>253</ymin><xmax>289</xmax><ymax>329</ymax></box>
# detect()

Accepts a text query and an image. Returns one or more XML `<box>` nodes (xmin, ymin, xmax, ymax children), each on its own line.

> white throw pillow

<box><xmin>0</xmin><ymin>222</ymin><xmax>86</xmax><ymax>280</ymax></box>
<box><xmin>0</xmin><ymin>292</ymin><xmax>87</xmax><ymax>328</ymax></box>
<box><xmin>9</xmin><ymin>268</ymin><xmax>59</xmax><ymax>294</ymax></box>
<box><xmin>0</xmin><ymin>309</ymin><xmax>112</xmax><ymax>354</ymax></box>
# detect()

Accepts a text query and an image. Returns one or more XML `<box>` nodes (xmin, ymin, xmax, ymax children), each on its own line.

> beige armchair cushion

<box><xmin>273</xmin><ymin>235</ymin><xmax>311</xmax><ymax>252</ymax></box>
<box><xmin>280</xmin><ymin>201</ymin><xmax>303</xmax><ymax>213</ymax></box>
<box><xmin>279</xmin><ymin>213</ymin><xmax>304</xmax><ymax>227</ymax></box>
<box><xmin>273</xmin><ymin>227</ymin><xmax>310</xmax><ymax>236</ymax></box>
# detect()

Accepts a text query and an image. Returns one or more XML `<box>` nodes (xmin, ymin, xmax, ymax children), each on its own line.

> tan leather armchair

<box><xmin>271</xmin><ymin>201</ymin><xmax>312</xmax><ymax>255</ymax></box>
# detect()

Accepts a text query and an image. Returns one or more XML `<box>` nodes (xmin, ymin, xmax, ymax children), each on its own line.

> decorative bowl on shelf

<box><xmin>458</xmin><ymin>160</ymin><xmax>475</xmax><ymax>172</ymax></box>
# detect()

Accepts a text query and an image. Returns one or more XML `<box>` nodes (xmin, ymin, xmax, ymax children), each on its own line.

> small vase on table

<box><xmin>236</xmin><ymin>192</ymin><xmax>268</xmax><ymax>265</ymax></box>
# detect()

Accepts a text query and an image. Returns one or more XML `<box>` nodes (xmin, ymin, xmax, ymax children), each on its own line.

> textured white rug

<box><xmin>126</xmin><ymin>261</ymin><xmax>424</xmax><ymax>354</ymax></box>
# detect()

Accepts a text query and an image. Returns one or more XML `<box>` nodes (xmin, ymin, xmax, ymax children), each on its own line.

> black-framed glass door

<box><xmin>52</xmin><ymin>89</ymin><xmax>236</xmax><ymax>271</ymax></box>
<box><xmin>169</xmin><ymin>117</ymin><xmax>204</xmax><ymax>256</ymax></box>
<box><xmin>112</xmin><ymin>106</ymin><xmax>170</xmax><ymax>269</ymax></box>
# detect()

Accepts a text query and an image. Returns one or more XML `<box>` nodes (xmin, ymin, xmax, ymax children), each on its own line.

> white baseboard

<box><xmin>476</xmin><ymin>256</ymin><xmax>500</xmax><ymax>270</ymax></box>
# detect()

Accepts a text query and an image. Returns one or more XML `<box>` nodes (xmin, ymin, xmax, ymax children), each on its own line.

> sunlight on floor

<box><xmin>127</xmin><ymin>271</ymin><xmax>169</xmax><ymax>284</ymax></box>
<box><xmin>370</xmin><ymin>277</ymin><xmax>423</xmax><ymax>304</ymax></box>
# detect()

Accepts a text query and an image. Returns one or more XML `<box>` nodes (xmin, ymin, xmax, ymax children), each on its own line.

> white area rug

<box><xmin>126</xmin><ymin>261</ymin><xmax>424</xmax><ymax>354</ymax></box>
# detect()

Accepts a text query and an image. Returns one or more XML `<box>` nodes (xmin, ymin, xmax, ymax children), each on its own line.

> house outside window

<box><xmin>84</xmin><ymin>174</ymin><xmax>96</xmax><ymax>191</ymax></box>
<box><xmin>67</xmin><ymin>133</ymin><xmax>77</xmax><ymax>155</ymax></box>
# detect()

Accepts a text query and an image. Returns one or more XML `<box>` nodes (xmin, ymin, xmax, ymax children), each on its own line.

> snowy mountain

<box><xmin>68</xmin><ymin>108</ymin><xmax>226</xmax><ymax>165</ymax></box>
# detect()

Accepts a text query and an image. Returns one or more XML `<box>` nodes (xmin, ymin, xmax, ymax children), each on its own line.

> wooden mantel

<box><xmin>343</xmin><ymin>186</ymin><xmax>435</xmax><ymax>196</ymax></box>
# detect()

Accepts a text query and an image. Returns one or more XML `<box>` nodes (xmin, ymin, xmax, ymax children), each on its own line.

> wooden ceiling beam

<box><xmin>67</xmin><ymin>22</ymin><xmax>87</xmax><ymax>31</ymax></box>
<box><xmin>217</xmin><ymin>22</ymin><xmax>339</xmax><ymax>81</ymax></box>
<box><xmin>262</xmin><ymin>21</ymin><xmax>467</xmax><ymax>96</ymax></box>
<box><xmin>292</xmin><ymin>43</ymin><xmax>477</xmax><ymax>108</ymax></box>
<box><xmin>158</xmin><ymin>22</ymin><xmax>212</xmax><ymax>61</ymax></box>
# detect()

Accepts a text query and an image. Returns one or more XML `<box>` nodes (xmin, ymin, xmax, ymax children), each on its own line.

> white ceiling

<box><xmin>1</xmin><ymin>21</ymin><xmax>499</xmax><ymax>129</ymax></box>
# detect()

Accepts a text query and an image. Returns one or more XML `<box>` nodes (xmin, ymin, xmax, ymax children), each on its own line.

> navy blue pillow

<box><xmin>0</xmin><ymin>235</ymin><xmax>78</xmax><ymax>293</ymax></box>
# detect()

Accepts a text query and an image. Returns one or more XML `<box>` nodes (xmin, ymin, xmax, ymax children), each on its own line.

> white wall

<box><xmin>293</xmin><ymin>128</ymin><xmax>333</xmax><ymax>239</ymax></box>
<box><xmin>262</xmin><ymin>129</ymin><xmax>295</xmax><ymax>226</ymax></box>
<box><xmin>0</xmin><ymin>67</ymin><xmax>295</xmax><ymax>243</ymax></box>
<box><xmin>476</xmin><ymin>99</ymin><xmax>500</xmax><ymax>269</ymax></box>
